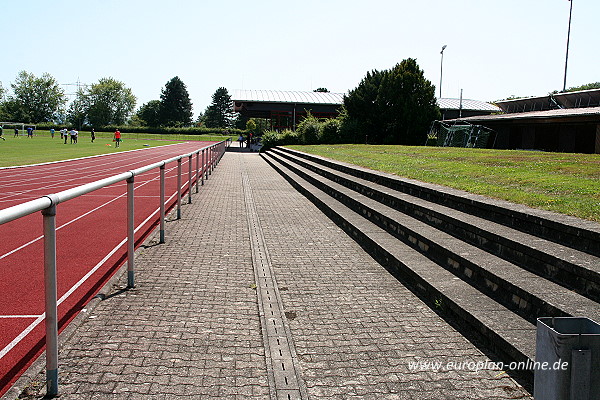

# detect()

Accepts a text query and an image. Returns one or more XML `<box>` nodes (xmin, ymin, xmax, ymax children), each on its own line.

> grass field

<box><xmin>289</xmin><ymin>144</ymin><xmax>600</xmax><ymax>222</ymax></box>
<box><xmin>0</xmin><ymin>130</ymin><xmax>231</xmax><ymax>167</ymax></box>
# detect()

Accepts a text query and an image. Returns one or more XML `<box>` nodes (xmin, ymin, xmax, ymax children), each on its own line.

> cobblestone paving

<box><xmin>14</xmin><ymin>151</ymin><xmax>532</xmax><ymax>399</ymax></box>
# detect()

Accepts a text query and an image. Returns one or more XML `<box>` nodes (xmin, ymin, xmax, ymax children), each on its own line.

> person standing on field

<box><xmin>50</xmin><ymin>128</ymin><xmax>55</xmax><ymax>138</ymax></box>
<box><xmin>114</xmin><ymin>129</ymin><xmax>121</xmax><ymax>148</ymax></box>
<box><xmin>14</xmin><ymin>128</ymin><xmax>19</xmax><ymax>137</ymax></box>
<box><xmin>91</xmin><ymin>128</ymin><xmax>95</xmax><ymax>143</ymax></box>
<box><xmin>0</xmin><ymin>125</ymin><xmax>5</xmax><ymax>141</ymax></box>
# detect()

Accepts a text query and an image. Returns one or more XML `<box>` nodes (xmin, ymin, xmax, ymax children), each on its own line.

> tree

<box><xmin>86</xmin><ymin>77</ymin><xmax>136</xmax><ymax>127</ymax></box>
<box><xmin>137</xmin><ymin>100</ymin><xmax>162</xmax><ymax>127</ymax></box>
<box><xmin>159</xmin><ymin>76</ymin><xmax>193</xmax><ymax>126</ymax></box>
<box><xmin>9</xmin><ymin>71</ymin><xmax>66</xmax><ymax>123</ymax></box>
<box><xmin>204</xmin><ymin>87</ymin><xmax>235</xmax><ymax>129</ymax></box>
<box><xmin>314</xmin><ymin>88</ymin><xmax>329</xmax><ymax>92</ymax></box>
<box><xmin>343</xmin><ymin>59</ymin><xmax>439</xmax><ymax>145</ymax></box>
<box><xmin>66</xmin><ymin>87</ymin><xmax>89</xmax><ymax>129</ymax></box>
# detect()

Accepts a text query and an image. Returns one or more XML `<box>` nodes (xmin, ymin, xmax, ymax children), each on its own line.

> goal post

<box><xmin>0</xmin><ymin>122</ymin><xmax>36</xmax><ymax>136</ymax></box>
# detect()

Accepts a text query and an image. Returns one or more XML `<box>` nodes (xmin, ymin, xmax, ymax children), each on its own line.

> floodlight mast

<box><xmin>563</xmin><ymin>0</ymin><xmax>573</xmax><ymax>92</ymax></box>
<box><xmin>440</xmin><ymin>45</ymin><xmax>447</xmax><ymax>98</ymax></box>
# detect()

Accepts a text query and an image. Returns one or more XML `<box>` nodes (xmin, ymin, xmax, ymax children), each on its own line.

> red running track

<box><xmin>0</xmin><ymin>141</ymin><xmax>219</xmax><ymax>395</ymax></box>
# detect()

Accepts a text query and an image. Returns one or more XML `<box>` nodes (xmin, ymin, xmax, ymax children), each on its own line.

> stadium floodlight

<box><xmin>563</xmin><ymin>0</ymin><xmax>573</xmax><ymax>92</ymax></box>
<box><xmin>440</xmin><ymin>45</ymin><xmax>447</xmax><ymax>98</ymax></box>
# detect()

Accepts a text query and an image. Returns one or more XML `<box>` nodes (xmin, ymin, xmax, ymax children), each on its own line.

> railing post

<box><xmin>159</xmin><ymin>164</ymin><xmax>165</xmax><ymax>244</ymax></box>
<box><xmin>127</xmin><ymin>175</ymin><xmax>135</xmax><ymax>288</ymax></box>
<box><xmin>177</xmin><ymin>157</ymin><xmax>182</xmax><ymax>219</ymax></box>
<box><xmin>188</xmin><ymin>154</ymin><xmax>193</xmax><ymax>204</ymax></box>
<box><xmin>201</xmin><ymin>149</ymin><xmax>205</xmax><ymax>185</ymax></box>
<box><xmin>42</xmin><ymin>196</ymin><xmax>59</xmax><ymax>397</ymax></box>
<box><xmin>195</xmin><ymin>151</ymin><xmax>200</xmax><ymax>194</ymax></box>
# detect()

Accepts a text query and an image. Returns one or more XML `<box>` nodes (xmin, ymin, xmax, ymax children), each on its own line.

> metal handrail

<box><xmin>0</xmin><ymin>138</ymin><xmax>232</xmax><ymax>396</ymax></box>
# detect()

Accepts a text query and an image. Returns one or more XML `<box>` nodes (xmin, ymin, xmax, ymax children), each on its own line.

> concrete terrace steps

<box><xmin>265</xmin><ymin>149</ymin><xmax>599</xmax><ymax>324</ymax></box>
<box><xmin>275</xmin><ymin>146</ymin><xmax>600</xmax><ymax>259</ymax></box>
<box><xmin>271</xmin><ymin>147</ymin><xmax>600</xmax><ymax>302</ymax></box>
<box><xmin>261</xmin><ymin>147</ymin><xmax>600</xmax><ymax>383</ymax></box>
<box><xmin>261</xmin><ymin>151</ymin><xmax>536</xmax><ymax>373</ymax></box>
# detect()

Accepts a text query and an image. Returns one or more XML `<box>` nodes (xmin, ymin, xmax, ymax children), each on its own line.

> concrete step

<box><xmin>261</xmin><ymin>151</ymin><xmax>537</xmax><ymax>382</ymax></box>
<box><xmin>266</xmin><ymin>150</ymin><xmax>600</xmax><ymax>326</ymax></box>
<box><xmin>275</xmin><ymin>146</ymin><xmax>600</xmax><ymax>258</ymax></box>
<box><xmin>271</xmin><ymin>147</ymin><xmax>600</xmax><ymax>302</ymax></box>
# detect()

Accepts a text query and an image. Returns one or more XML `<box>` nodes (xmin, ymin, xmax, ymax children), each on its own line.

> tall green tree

<box><xmin>204</xmin><ymin>87</ymin><xmax>235</xmax><ymax>129</ymax></box>
<box><xmin>66</xmin><ymin>87</ymin><xmax>89</xmax><ymax>128</ymax></box>
<box><xmin>86</xmin><ymin>77</ymin><xmax>136</xmax><ymax>127</ymax></box>
<box><xmin>137</xmin><ymin>100</ymin><xmax>162</xmax><ymax>126</ymax></box>
<box><xmin>159</xmin><ymin>76</ymin><xmax>193</xmax><ymax>126</ymax></box>
<box><xmin>343</xmin><ymin>59</ymin><xmax>439</xmax><ymax>145</ymax></box>
<box><xmin>9</xmin><ymin>71</ymin><xmax>66</xmax><ymax>123</ymax></box>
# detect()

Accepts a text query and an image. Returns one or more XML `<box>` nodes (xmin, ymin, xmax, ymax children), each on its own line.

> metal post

<box><xmin>42</xmin><ymin>201</ymin><xmax>59</xmax><ymax>397</ymax></box>
<box><xmin>187</xmin><ymin>155</ymin><xmax>193</xmax><ymax>204</ymax></box>
<box><xmin>126</xmin><ymin>176</ymin><xmax>135</xmax><ymax>288</ymax></box>
<box><xmin>201</xmin><ymin>149</ymin><xmax>205</xmax><ymax>185</ymax></box>
<box><xmin>177</xmin><ymin>158</ymin><xmax>182</xmax><ymax>219</ymax></box>
<box><xmin>208</xmin><ymin>146</ymin><xmax>212</xmax><ymax>176</ymax></box>
<box><xmin>195</xmin><ymin>151</ymin><xmax>199</xmax><ymax>193</ymax></box>
<box><xmin>563</xmin><ymin>0</ymin><xmax>574</xmax><ymax>92</ymax></box>
<box><xmin>159</xmin><ymin>165</ymin><xmax>165</xmax><ymax>244</ymax></box>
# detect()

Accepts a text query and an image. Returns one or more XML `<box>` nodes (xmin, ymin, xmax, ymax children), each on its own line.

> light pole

<box><xmin>563</xmin><ymin>0</ymin><xmax>573</xmax><ymax>92</ymax></box>
<box><xmin>440</xmin><ymin>45</ymin><xmax>447</xmax><ymax>98</ymax></box>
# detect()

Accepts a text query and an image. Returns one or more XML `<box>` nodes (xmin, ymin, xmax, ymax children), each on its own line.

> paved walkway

<box><xmin>11</xmin><ymin>151</ymin><xmax>532</xmax><ymax>399</ymax></box>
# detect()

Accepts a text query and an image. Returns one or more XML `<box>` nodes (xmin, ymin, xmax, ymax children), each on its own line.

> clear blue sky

<box><xmin>1</xmin><ymin>0</ymin><xmax>597</xmax><ymax>118</ymax></box>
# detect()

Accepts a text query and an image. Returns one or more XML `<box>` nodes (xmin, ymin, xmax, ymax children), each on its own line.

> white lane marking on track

<box><xmin>0</xmin><ymin>142</ymin><xmax>187</xmax><ymax>170</ymax></box>
<box><xmin>0</xmin><ymin>181</ymin><xmax>182</xmax><ymax>360</ymax></box>
<box><xmin>0</xmin><ymin>166</ymin><xmax>178</xmax><ymax>261</ymax></box>
<box><xmin>0</xmin><ymin>315</ymin><xmax>42</xmax><ymax>319</ymax></box>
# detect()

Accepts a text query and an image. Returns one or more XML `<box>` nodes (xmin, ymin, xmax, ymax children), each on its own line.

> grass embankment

<box><xmin>288</xmin><ymin>144</ymin><xmax>600</xmax><ymax>223</ymax></box>
<box><xmin>0</xmin><ymin>131</ymin><xmax>233</xmax><ymax>167</ymax></box>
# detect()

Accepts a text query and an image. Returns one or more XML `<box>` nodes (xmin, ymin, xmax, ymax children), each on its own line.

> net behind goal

<box><xmin>427</xmin><ymin>121</ymin><xmax>495</xmax><ymax>149</ymax></box>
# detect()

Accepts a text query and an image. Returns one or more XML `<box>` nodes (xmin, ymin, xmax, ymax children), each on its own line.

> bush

<box><xmin>296</xmin><ymin>113</ymin><xmax>322</xmax><ymax>144</ymax></box>
<box><xmin>320</xmin><ymin>118</ymin><xmax>341</xmax><ymax>144</ymax></box>
<box><xmin>261</xmin><ymin>130</ymin><xmax>282</xmax><ymax>150</ymax></box>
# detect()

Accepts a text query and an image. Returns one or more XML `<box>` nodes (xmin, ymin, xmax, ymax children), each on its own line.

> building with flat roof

<box><xmin>232</xmin><ymin>90</ymin><xmax>344</xmax><ymax>131</ymax></box>
<box><xmin>444</xmin><ymin>89</ymin><xmax>600</xmax><ymax>154</ymax></box>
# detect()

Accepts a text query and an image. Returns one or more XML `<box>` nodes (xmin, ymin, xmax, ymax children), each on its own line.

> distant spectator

<box><xmin>91</xmin><ymin>128</ymin><xmax>95</xmax><ymax>143</ymax></box>
<box><xmin>0</xmin><ymin>125</ymin><xmax>5</xmax><ymax>141</ymax></box>
<box><xmin>50</xmin><ymin>128</ymin><xmax>55</xmax><ymax>138</ymax></box>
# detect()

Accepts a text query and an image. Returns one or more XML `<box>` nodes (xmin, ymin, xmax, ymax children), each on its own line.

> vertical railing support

<box><xmin>126</xmin><ymin>175</ymin><xmax>135</xmax><ymax>288</ymax></box>
<box><xmin>188</xmin><ymin>154</ymin><xmax>193</xmax><ymax>204</ymax></box>
<box><xmin>159</xmin><ymin>164</ymin><xmax>165</xmax><ymax>244</ymax></box>
<box><xmin>42</xmin><ymin>196</ymin><xmax>59</xmax><ymax>397</ymax></box>
<box><xmin>195</xmin><ymin>151</ymin><xmax>200</xmax><ymax>194</ymax></box>
<box><xmin>209</xmin><ymin>146</ymin><xmax>213</xmax><ymax>176</ymax></box>
<box><xmin>177</xmin><ymin>157</ymin><xmax>182</xmax><ymax>219</ymax></box>
<box><xmin>201</xmin><ymin>149</ymin><xmax>205</xmax><ymax>185</ymax></box>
